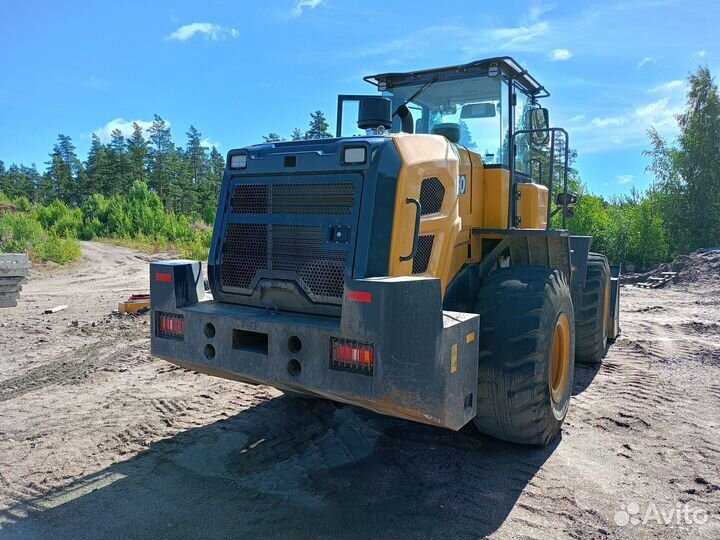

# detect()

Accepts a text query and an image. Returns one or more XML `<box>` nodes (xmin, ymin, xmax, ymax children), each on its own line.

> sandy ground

<box><xmin>0</xmin><ymin>241</ymin><xmax>719</xmax><ymax>540</ymax></box>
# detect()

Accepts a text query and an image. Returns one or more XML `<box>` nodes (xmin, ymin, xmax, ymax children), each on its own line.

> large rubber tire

<box><xmin>575</xmin><ymin>253</ymin><xmax>611</xmax><ymax>365</ymax></box>
<box><xmin>473</xmin><ymin>266</ymin><xmax>575</xmax><ymax>446</ymax></box>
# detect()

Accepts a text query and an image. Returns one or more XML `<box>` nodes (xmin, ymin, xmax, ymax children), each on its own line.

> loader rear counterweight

<box><xmin>150</xmin><ymin>56</ymin><xmax>618</xmax><ymax>446</ymax></box>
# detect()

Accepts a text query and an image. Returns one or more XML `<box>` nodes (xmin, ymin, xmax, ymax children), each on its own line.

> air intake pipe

<box><xmin>396</xmin><ymin>104</ymin><xmax>414</xmax><ymax>134</ymax></box>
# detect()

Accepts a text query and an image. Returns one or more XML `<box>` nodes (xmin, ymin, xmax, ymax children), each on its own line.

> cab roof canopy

<box><xmin>364</xmin><ymin>56</ymin><xmax>549</xmax><ymax>99</ymax></box>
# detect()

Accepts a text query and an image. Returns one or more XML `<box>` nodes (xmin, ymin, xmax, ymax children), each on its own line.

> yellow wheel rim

<box><xmin>550</xmin><ymin>312</ymin><xmax>571</xmax><ymax>403</ymax></box>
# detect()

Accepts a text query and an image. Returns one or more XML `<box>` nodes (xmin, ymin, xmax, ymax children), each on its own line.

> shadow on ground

<box><xmin>0</xmin><ymin>396</ymin><xmax>558</xmax><ymax>540</ymax></box>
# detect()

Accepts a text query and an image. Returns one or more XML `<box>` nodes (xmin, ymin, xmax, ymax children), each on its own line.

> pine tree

<box><xmin>675</xmin><ymin>66</ymin><xmax>720</xmax><ymax>249</ymax></box>
<box><xmin>48</xmin><ymin>134</ymin><xmax>84</xmax><ymax>205</ymax></box>
<box><xmin>305</xmin><ymin>111</ymin><xmax>333</xmax><ymax>139</ymax></box>
<box><xmin>459</xmin><ymin>121</ymin><xmax>477</xmax><ymax>150</ymax></box>
<box><xmin>0</xmin><ymin>161</ymin><xmax>6</xmax><ymax>196</ymax></box>
<box><xmin>85</xmin><ymin>134</ymin><xmax>113</xmax><ymax>198</ymax></box>
<box><xmin>291</xmin><ymin>128</ymin><xmax>305</xmax><ymax>141</ymax></box>
<box><xmin>127</xmin><ymin>122</ymin><xmax>148</xmax><ymax>186</ymax></box>
<box><xmin>147</xmin><ymin>115</ymin><xmax>174</xmax><ymax>201</ymax></box>
<box><xmin>185</xmin><ymin>125</ymin><xmax>208</xmax><ymax>185</ymax></box>
<box><xmin>263</xmin><ymin>133</ymin><xmax>284</xmax><ymax>143</ymax></box>
<box><xmin>37</xmin><ymin>171</ymin><xmax>55</xmax><ymax>204</ymax></box>
<box><xmin>201</xmin><ymin>146</ymin><xmax>225</xmax><ymax>222</ymax></box>
<box><xmin>109</xmin><ymin>128</ymin><xmax>132</xmax><ymax>195</ymax></box>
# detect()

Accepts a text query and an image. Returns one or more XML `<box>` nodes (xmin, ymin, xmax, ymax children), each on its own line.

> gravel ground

<box><xmin>0</xmin><ymin>241</ymin><xmax>718</xmax><ymax>539</ymax></box>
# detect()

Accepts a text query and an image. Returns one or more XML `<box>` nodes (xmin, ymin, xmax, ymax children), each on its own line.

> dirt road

<box><xmin>0</xmin><ymin>242</ymin><xmax>719</xmax><ymax>539</ymax></box>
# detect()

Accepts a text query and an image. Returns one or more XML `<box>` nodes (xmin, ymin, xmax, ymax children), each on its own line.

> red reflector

<box><xmin>331</xmin><ymin>338</ymin><xmax>375</xmax><ymax>375</ymax></box>
<box><xmin>348</xmin><ymin>290</ymin><xmax>372</xmax><ymax>303</ymax></box>
<box><xmin>156</xmin><ymin>272</ymin><xmax>172</xmax><ymax>283</ymax></box>
<box><xmin>156</xmin><ymin>311</ymin><xmax>184</xmax><ymax>339</ymax></box>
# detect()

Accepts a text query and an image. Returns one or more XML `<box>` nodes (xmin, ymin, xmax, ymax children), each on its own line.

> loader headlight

<box><xmin>229</xmin><ymin>153</ymin><xmax>247</xmax><ymax>169</ymax></box>
<box><xmin>343</xmin><ymin>146</ymin><xmax>366</xmax><ymax>164</ymax></box>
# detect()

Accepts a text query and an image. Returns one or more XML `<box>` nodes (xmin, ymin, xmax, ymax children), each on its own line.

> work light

<box><xmin>229</xmin><ymin>153</ymin><xmax>247</xmax><ymax>169</ymax></box>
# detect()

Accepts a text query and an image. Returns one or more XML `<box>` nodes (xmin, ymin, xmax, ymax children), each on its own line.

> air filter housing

<box><xmin>358</xmin><ymin>97</ymin><xmax>392</xmax><ymax>131</ymax></box>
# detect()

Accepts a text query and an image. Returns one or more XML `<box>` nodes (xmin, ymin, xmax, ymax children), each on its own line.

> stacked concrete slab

<box><xmin>0</xmin><ymin>254</ymin><xmax>31</xmax><ymax>308</ymax></box>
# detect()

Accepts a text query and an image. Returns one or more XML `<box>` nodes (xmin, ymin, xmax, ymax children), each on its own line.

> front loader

<box><xmin>150</xmin><ymin>57</ymin><xmax>620</xmax><ymax>445</ymax></box>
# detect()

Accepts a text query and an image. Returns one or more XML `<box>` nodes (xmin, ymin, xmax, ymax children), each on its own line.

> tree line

<box><xmin>0</xmin><ymin>116</ymin><xmax>225</xmax><ymax>223</ymax></box>
<box><xmin>563</xmin><ymin>66</ymin><xmax>720</xmax><ymax>268</ymax></box>
<box><xmin>0</xmin><ymin>110</ymin><xmax>338</xmax><ymax>222</ymax></box>
<box><xmin>2</xmin><ymin>68</ymin><xmax>719</xmax><ymax>269</ymax></box>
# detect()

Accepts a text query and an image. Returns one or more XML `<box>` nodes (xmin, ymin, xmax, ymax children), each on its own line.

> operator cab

<box><xmin>337</xmin><ymin>56</ymin><xmax>555</xmax><ymax>181</ymax></box>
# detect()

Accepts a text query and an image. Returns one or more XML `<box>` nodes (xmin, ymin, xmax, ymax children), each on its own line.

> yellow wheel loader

<box><xmin>150</xmin><ymin>57</ymin><xmax>620</xmax><ymax>445</ymax></box>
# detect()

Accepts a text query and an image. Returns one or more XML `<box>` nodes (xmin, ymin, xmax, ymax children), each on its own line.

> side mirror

<box><xmin>555</xmin><ymin>192</ymin><xmax>577</xmax><ymax>206</ymax></box>
<box><xmin>528</xmin><ymin>107</ymin><xmax>550</xmax><ymax>146</ymax></box>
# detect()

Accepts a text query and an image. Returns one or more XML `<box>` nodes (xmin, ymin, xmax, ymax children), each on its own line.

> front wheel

<box><xmin>575</xmin><ymin>253</ymin><xmax>611</xmax><ymax>365</ymax></box>
<box><xmin>473</xmin><ymin>266</ymin><xmax>575</xmax><ymax>446</ymax></box>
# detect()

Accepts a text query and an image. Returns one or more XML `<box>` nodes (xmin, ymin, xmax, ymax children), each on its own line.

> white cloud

<box><xmin>485</xmin><ymin>20</ymin><xmax>549</xmax><ymax>50</ymax></box>
<box><xmin>547</xmin><ymin>48</ymin><xmax>573</xmax><ymax>62</ymax></box>
<box><xmin>637</xmin><ymin>57</ymin><xmax>655</xmax><ymax>69</ymax></box>
<box><xmin>201</xmin><ymin>137</ymin><xmax>220</xmax><ymax>150</ymax></box>
<box><xmin>167</xmin><ymin>22</ymin><xmax>238</xmax><ymax>42</ymax></box>
<box><xmin>647</xmin><ymin>80</ymin><xmax>685</xmax><ymax>93</ymax></box>
<box><xmin>616</xmin><ymin>175</ymin><xmax>634</xmax><ymax>185</ymax></box>
<box><xmin>693</xmin><ymin>50</ymin><xmax>707</xmax><ymax>60</ymax></box>
<box><xmin>569</xmin><ymin>114</ymin><xmax>586</xmax><ymax>122</ymax></box>
<box><xmin>588</xmin><ymin>116</ymin><xmax>627</xmax><ymax>128</ymax></box>
<box><xmin>292</xmin><ymin>0</ymin><xmax>324</xmax><ymax>17</ymax></box>
<box><xmin>93</xmin><ymin>118</ymin><xmax>163</xmax><ymax>142</ymax></box>
<box><xmin>634</xmin><ymin>98</ymin><xmax>678</xmax><ymax>129</ymax></box>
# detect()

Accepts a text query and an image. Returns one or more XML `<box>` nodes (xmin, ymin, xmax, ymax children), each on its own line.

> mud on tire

<box><xmin>575</xmin><ymin>253</ymin><xmax>611</xmax><ymax>365</ymax></box>
<box><xmin>473</xmin><ymin>266</ymin><xmax>575</xmax><ymax>446</ymax></box>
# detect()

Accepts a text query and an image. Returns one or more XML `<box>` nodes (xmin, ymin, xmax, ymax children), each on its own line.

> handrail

<box><xmin>400</xmin><ymin>198</ymin><xmax>423</xmax><ymax>262</ymax></box>
<box><xmin>510</xmin><ymin>127</ymin><xmax>570</xmax><ymax>229</ymax></box>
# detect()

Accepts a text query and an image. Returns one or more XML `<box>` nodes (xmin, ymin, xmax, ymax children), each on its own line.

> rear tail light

<box><xmin>331</xmin><ymin>338</ymin><xmax>374</xmax><ymax>375</ymax></box>
<box><xmin>156</xmin><ymin>311</ymin><xmax>185</xmax><ymax>340</ymax></box>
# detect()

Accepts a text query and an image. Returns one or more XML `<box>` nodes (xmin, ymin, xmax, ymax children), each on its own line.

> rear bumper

<box><xmin>150</xmin><ymin>261</ymin><xmax>479</xmax><ymax>430</ymax></box>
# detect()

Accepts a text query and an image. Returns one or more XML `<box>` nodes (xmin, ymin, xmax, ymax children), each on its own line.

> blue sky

<box><xmin>0</xmin><ymin>0</ymin><xmax>715</xmax><ymax>197</ymax></box>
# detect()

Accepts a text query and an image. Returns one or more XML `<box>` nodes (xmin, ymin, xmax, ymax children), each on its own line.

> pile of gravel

<box><xmin>625</xmin><ymin>249</ymin><xmax>720</xmax><ymax>286</ymax></box>
<box><xmin>0</xmin><ymin>254</ymin><xmax>31</xmax><ymax>308</ymax></box>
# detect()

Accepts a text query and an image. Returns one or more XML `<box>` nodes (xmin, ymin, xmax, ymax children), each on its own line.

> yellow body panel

<box><xmin>387</xmin><ymin>135</ymin><xmax>550</xmax><ymax>297</ymax></box>
<box><xmin>388</xmin><ymin>134</ymin><xmax>462</xmax><ymax>294</ymax></box>
<box><xmin>482</xmin><ymin>168</ymin><xmax>510</xmax><ymax>230</ymax></box>
<box><xmin>517</xmin><ymin>183</ymin><xmax>549</xmax><ymax>229</ymax></box>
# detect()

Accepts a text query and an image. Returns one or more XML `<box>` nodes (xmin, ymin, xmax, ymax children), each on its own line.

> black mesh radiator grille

<box><xmin>222</xmin><ymin>224</ymin><xmax>348</xmax><ymax>301</ymax></box>
<box><xmin>221</xmin><ymin>176</ymin><xmax>359</xmax><ymax>303</ymax></box>
<box><xmin>419</xmin><ymin>177</ymin><xmax>445</xmax><ymax>215</ymax></box>
<box><xmin>412</xmin><ymin>235</ymin><xmax>435</xmax><ymax>274</ymax></box>
<box><xmin>231</xmin><ymin>183</ymin><xmax>355</xmax><ymax>215</ymax></box>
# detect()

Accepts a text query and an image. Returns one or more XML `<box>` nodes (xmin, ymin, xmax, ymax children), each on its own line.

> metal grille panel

<box><xmin>231</xmin><ymin>183</ymin><xmax>354</xmax><ymax>215</ymax></box>
<box><xmin>222</xmin><ymin>223</ymin><xmax>268</xmax><ymax>290</ymax></box>
<box><xmin>222</xmin><ymin>223</ymin><xmax>347</xmax><ymax>300</ymax></box>
<box><xmin>419</xmin><ymin>177</ymin><xmax>445</xmax><ymax>215</ymax></box>
<box><xmin>271</xmin><ymin>225</ymin><xmax>346</xmax><ymax>299</ymax></box>
<box><xmin>412</xmin><ymin>235</ymin><xmax>434</xmax><ymax>274</ymax></box>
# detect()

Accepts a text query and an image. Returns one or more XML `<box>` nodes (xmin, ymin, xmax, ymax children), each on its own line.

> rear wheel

<box><xmin>575</xmin><ymin>253</ymin><xmax>611</xmax><ymax>365</ymax></box>
<box><xmin>473</xmin><ymin>266</ymin><xmax>575</xmax><ymax>446</ymax></box>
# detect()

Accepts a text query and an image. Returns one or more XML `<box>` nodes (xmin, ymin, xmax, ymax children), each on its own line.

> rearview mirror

<box><xmin>555</xmin><ymin>192</ymin><xmax>578</xmax><ymax>206</ymax></box>
<box><xmin>461</xmin><ymin>103</ymin><xmax>496</xmax><ymax>119</ymax></box>
<box><xmin>528</xmin><ymin>107</ymin><xmax>550</xmax><ymax>146</ymax></box>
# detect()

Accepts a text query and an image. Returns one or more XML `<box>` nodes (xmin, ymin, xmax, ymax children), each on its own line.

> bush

<box><xmin>0</xmin><ymin>181</ymin><xmax>214</xmax><ymax>263</ymax></box>
<box><xmin>34</xmin><ymin>233</ymin><xmax>81</xmax><ymax>264</ymax></box>
<box><xmin>0</xmin><ymin>212</ymin><xmax>45</xmax><ymax>252</ymax></box>
<box><xmin>179</xmin><ymin>228</ymin><xmax>212</xmax><ymax>261</ymax></box>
